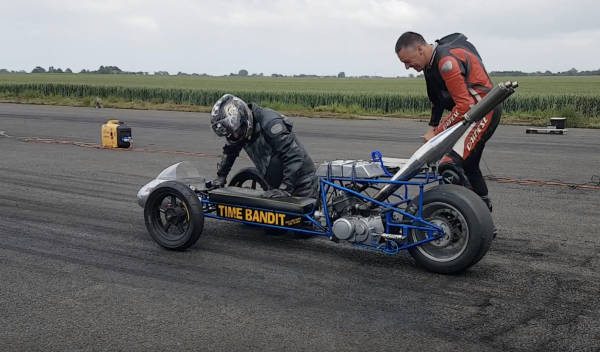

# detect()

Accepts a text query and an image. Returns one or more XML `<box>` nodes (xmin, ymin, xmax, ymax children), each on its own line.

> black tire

<box><xmin>402</xmin><ymin>184</ymin><xmax>494</xmax><ymax>274</ymax></box>
<box><xmin>144</xmin><ymin>180</ymin><xmax>204</xmax><ymax>251</ymax></box>
<box><xmin>228</xmin><ymin>167</ymin><xmax>270</xmax><ymax>190</ymax></box>
<box><xmin>228</xmin><ymin>167</ymin><xmax>268</xmax><ymax>230</ymax></box>
<box><xmin>227</xmin><ymin>167</ymin><xmax>291</xmax><ymax>235</ymax></box>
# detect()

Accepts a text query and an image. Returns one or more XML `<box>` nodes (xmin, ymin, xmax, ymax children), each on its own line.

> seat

<box><xmin>209</xmin><ymin>187</ymin><xmax>317</xmax><ymax>214</ymax></box>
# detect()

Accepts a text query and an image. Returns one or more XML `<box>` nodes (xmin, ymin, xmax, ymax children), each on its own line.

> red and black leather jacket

<box><xmin>424</xmin><ymin>33</ymin><xmax>496</xmax><ymax>134</ymax></box>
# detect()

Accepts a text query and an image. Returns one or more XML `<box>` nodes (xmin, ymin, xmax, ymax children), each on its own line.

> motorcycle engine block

<box><xmin>332</xmin><ymin>215</ymin><xmax>385</xmax><ymax>244</ymax></box>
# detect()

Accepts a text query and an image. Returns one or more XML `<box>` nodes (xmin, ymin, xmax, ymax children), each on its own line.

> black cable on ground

<box><xmin>481</xmin><ymin>157</ymin><xmax>600</xmax><ymax>190</ymax></box>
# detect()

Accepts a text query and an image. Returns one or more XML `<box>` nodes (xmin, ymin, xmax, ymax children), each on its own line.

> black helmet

<box><xmin>210</xmin><ymin>94</ymin><xmax>253</xmax><ymax>145</ymax></box>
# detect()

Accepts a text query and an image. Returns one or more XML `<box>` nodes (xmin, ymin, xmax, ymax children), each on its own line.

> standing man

<box><xmin>394</xmin><ymin>31</ymin><xmax>501</xmax><ymax>238</ymax></box>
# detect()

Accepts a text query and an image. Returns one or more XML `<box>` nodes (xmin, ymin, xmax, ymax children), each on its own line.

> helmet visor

<box><xmin>211</xmin><ymin>114</ymin><xmax>242</xmax><ymax>138</ymax></box>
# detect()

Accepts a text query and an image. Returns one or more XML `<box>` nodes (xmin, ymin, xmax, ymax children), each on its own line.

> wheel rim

<box><xmin>231</xmin><ymin>173</ymin><xmax>267</xmax><ymax>191</ymax></box>
<box><xmin>410</xmin><ymin>202</ymin><xmax>469</xmax><ymax>262</ymax></box>
<box><xmin>235</xmin><ymin>178</ymin><xmax>261</xmax><ymax>189</ymax></box>
<box><xmin>149</xmin><ymin>192</ymin><xmax>191</xmax><ymax>245</ymax></box>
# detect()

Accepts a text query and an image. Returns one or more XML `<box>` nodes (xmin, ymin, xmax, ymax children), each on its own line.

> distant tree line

<box><xmin>415</xmin><ymin>67</ymin><xmax>600</xmax><ymax>78</ymax></box>
<box><xmin>227</xmin><ymin>69</ymin><xmax>348</xmax><ymax>78</ymax></box>
<box><xmin>489</xmin><ymin>68</ymin><xmax>600</xmax><ymax>76</ymax></box>
<box><xmin>0</xmin><ymin>66</ymin><xmax>599</xmax><ymax>78</ymax></box>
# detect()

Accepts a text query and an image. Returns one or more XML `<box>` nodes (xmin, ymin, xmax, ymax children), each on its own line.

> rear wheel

<box><xmin>402</xmin><ymin>184</ymin><xmax>494</xmax><ymax>274</ymax></box>
<box><xmin>144</xmin><ymin>180</ymin><xmax>204</xmax><ymax>251</ymax></box>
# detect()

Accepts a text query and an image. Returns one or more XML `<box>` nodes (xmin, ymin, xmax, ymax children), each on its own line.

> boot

<box><xmin>480</xmin><ymin>195</ymin><xmax>497</xmax><ymax>239</ymax></box>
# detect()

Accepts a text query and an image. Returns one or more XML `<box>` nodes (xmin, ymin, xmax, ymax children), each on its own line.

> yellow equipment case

<box><xmin>101</xmin><ymin>120</ymin><xmax>132</xmax><ymax>148</ymax></box>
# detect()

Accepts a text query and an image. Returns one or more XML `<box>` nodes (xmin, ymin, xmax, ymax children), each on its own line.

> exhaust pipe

<box><xmin>368</xmin><ymin>81</ymin><xmax>518</xmax><ymax>207</ymax></box>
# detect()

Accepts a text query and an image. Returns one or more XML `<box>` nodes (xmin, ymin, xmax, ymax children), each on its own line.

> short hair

<box><xmin>395</xmin><ymin>31</ymin><xmax>427</xmax><ymax>53</ymax></box>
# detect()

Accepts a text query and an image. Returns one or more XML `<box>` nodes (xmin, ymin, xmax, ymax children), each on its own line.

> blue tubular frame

<box><xmin>198</xmin><ymin>151</ymin><xmax>447</xmax><ymax>254</ymax></box>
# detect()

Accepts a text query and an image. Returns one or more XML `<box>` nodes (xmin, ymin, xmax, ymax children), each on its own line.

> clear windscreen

<box><xmin>156</xmin><ymin>161</ymin><xmax>200</xmax><ymax>180</ymax></box>
<box><xmin>155</xmin><ymin>161</ymin><xmax>206</xmax><ymax>190</ymax></box>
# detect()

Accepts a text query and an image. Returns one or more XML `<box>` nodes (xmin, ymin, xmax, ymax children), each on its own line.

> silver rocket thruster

<box><xmin>368</xmin><ymin>80</ymin><xmax>519</xmax><ymax>207</ymax></box>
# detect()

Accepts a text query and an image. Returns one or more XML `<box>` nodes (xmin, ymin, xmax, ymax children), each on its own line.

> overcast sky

<box><xmin>2</xmin><ymin>0</ymin><xmax>598</xmax><ymax>77</ymax></box>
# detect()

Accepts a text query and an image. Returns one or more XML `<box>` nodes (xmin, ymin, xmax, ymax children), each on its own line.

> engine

<box><xmin>332</xmin><ymin>215</ymin><xmax>385</xmax><ymax>244</ymax></box>
<box><xmin>313</xmin><ymin>159</ymin><xmax>394</xmax><ymax>245</ymax></box>
<box><xmin>329</xmin><ymin>192</ymin><xmax>385</xmax><ymax>244</ymax></box>
<box><xmin>330</xmin><ymin>192</ymin><xmax>366</xmax><ymax>217</ymax></box>
<box><xmin>315</xmin><ymin>159</ymin><xmax>388</xmax><ymax>179</ymax></box>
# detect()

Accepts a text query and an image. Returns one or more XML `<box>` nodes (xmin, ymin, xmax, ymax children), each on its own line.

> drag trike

<box><xmin>136</xmin><ymin>80</ymin><xmax>518</xmax><ymax>274</ymax></box>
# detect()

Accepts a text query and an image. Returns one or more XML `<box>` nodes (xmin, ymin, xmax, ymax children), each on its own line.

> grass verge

<box><xmin>0</xmin><ymin>92</ymin><xmax>597</xmax><ymax>128</ymax></box>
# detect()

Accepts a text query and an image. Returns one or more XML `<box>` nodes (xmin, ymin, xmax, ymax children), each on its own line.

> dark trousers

<box><xmin>438</xmin><ymin>105</ymin><xmax>502</xmax><ymax>203</ymax></box>
<box><xmin>291</xmin><ymin>172</ymin><xmax>319</xmax><ymax>198</ymax></box>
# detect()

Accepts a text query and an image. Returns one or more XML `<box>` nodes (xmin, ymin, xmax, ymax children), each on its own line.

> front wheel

<box><xmin>144</xmin><ymin>180</ymin><xmax>205</xmax><ymax>251</ymax></box>
<box><xmin>402</xmin><ymin>184</ymin><xmax>494</xmax><ymax>274</ymax></box>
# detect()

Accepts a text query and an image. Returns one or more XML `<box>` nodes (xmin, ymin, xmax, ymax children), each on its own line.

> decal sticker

<box><xmin>217</xmin><ymin>205</ymin><xmax>302</xmax><ymax>227</ymax></box>
<box><xmin>441</xmin><ymin>59</ymin><xmax>453</xmax><ymax>73</ymax></box>
<box><xmin>270</xmin><ymin>123</ymin><xmax>283</xmax><ymax>134</ymax></box>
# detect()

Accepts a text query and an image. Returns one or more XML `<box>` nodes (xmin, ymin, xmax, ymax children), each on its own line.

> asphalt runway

<box><xmin>2</xmin><ymin>103</ymin><xmax>600</xmax><ymax>352</ymax></box>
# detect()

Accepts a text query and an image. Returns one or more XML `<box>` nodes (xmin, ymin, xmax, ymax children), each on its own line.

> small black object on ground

<box><xmin>526</xmin><ymin>117</ymin><xmax>567</xmax><ymax>135</ymax></box>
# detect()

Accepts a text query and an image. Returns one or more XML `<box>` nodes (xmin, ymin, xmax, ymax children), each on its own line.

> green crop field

<box><xmin>1</xmin><ymin>73</ymin><xmax>599</xmax><ymax>127</ymax></box>
<box><xmin>1</xmin><ymin>73</ymin><xmax>600</xmax><ymax>94</ymax></box>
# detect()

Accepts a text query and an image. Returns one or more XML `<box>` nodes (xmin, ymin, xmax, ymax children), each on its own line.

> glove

<box><xmin>262</xmin><ymin>188</ymin><xmax>291</xmax><ymax>198</ymax></box>
<box><xmin>211</xmin><ymin>175</ymin><xmax>226</xmax><ymax>189</ymax></box>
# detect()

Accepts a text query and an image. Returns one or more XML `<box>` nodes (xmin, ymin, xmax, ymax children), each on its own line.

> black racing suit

<box><xmin>216</xmin><ymin>103</ymin><xmax>318</xmax><ymax>198</ymax></box>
